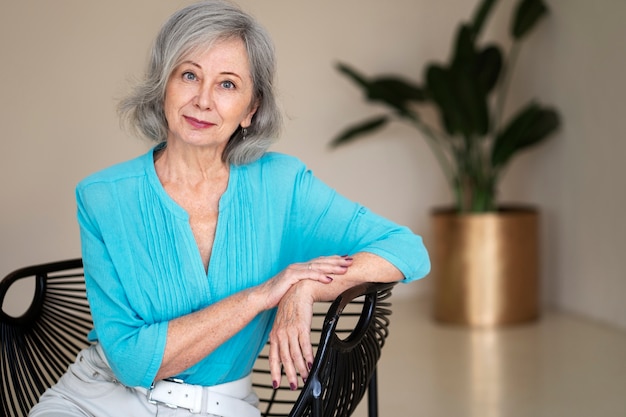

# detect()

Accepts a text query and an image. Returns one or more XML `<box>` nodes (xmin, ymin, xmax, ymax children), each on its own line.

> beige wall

<box><xmin>1</xmin><ymin>0</ymin><xmax>624</xmax><ymax>329</ymax></box>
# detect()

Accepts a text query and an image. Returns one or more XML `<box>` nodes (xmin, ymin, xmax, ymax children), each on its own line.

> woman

<box><xmin>30</xmin><ymin>1</ymin><xmax>430</xmax><ymax>416</ymax></box>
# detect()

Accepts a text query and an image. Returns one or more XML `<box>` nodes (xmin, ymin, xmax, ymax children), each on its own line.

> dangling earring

<box><xmin>242</xmin><ymin>127</ymin><xmax>248</xmax><ymax>141</ymax></box>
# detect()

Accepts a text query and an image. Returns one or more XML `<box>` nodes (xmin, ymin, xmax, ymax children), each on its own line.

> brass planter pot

<box><xmin>432</xmin><ymin>207</ymin><xmax>540</xmax><ymax>327</ymax></box>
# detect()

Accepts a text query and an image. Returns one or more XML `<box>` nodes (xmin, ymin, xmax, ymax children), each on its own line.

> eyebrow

<box><xmin>180</xmin><ymin>60</ymin><xmax>243</xmax><ymax>80</ymax></box>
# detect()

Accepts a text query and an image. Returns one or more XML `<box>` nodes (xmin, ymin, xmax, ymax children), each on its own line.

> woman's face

<box><xmin>163</xmin><ymin>37</ymin><xmax>258</xmax><ymax>151</ymax></box>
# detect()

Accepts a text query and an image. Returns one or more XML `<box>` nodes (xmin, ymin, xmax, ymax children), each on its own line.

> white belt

<box><xmin>144</xmin><ymin>375</ymin><xmax>260</xmax><ymax>417</ymax></box>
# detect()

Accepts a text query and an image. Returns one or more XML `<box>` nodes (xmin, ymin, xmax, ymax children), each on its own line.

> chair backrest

<box><xmin>253</xmin><ymin>282</ymin><xmax>395</xmax><ymax>417</ymax></box>
<box><xmin>1</xmin><ymin>260</ymin><xmax>394</xmax><ymax>417</ymax></box>
<box><xmin>0</xmin><ymin>258</ymin><xmax>89</xmax><ymax>417</ymax></box>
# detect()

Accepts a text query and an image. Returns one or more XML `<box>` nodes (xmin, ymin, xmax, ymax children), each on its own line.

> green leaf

<box><xmin>367</xmin><ymin>77</ymin><xmax>426</xmax><ymax>103</ymax></box>
<box><xmin>451</xmin><ymin>24</ymin><xmax>477</xmax><ymax>70</ymax></box>
<box><xmin>452</xmin><ymin>68</ymin><xmax>490</xmax><ymax>136</ymax></box>
<box><xmin>475</xmin><ymin>45</ymin><xmax>503</xmax><ymax>94</ymax></box>
<box><xmin>336</xmin><ymin>62</ymin><xmax>370</xmax><ymax>91</ymax></box>
<box><xmin>440</xmin><ymin>24</ymin><xmax>492</xmax><ymax>136</ymax></box>
<box><xmin>426</xmin><ymin>65</ymin><xmax>459</xmax><ymax>135</ymax></box>
<box><xmin>491</xmin><ymin>103</ymin><xmax>560</xmax><ymax>168</ymax></box>
<box><xmin>512</xmin><ymin>0</ymin><xmax>549</xmax><ymax>40</ymax></box>
<box><xmin>426</xmin><ymin>64</ymin><xmax>490</xmax><ymax>137</ymax></box>
<box><xmin>471</xmin><ymin>0</ymin><xmax>499</xmax><ymax>39</ymax></box>
<box><xmin>336</xmin><ymin>62</ymin><xmax>424</xmax><ymax>118</ymax></box>
<box><xmin>330</xmin><ymin>116</ymin><xmax>390</xmax><ymax>148</ymax></box>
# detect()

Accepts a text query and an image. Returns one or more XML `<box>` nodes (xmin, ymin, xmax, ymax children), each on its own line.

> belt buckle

<box><xmin>147</xmin><ymin>378</ymin><xmax>185</xmax><ymax>409</ymax></box>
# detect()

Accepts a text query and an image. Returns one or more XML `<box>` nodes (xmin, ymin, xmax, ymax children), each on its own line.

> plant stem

<box><xmin>407</xmin><ymin>118</ymin><xmax>457</xmax><ymax>190</ymax></box>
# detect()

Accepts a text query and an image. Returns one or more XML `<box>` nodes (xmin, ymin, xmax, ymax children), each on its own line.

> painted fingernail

<box><xmin>308</xmin><ymin>362</ymin><xmax>313</xmax><ymax>370</ymax></box>
<box><xmin>326</xmin><ymin>276</ymin><xmax>334</xmax><ymax>281</ymax></box>
<box><xmin>290</xmin><ymin>383</ymin><xmax>297</xmax><ymax>391</ymax></box>
<box><xmin>272</xmin><ymin>380</ymin><xmax>279</xmax><ymax>389</ymax></box>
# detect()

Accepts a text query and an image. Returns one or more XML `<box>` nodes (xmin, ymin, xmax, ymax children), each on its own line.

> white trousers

<box><xmin>29</xmin><ymin>344</ymin><xmax>259</xmax><ymax>417</ymax></box>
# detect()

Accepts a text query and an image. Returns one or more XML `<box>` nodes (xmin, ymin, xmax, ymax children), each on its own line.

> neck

<box><xmin>154</xmin><ymin>142</ymin><xmax>229</xmax><ymax>186</ymax></box>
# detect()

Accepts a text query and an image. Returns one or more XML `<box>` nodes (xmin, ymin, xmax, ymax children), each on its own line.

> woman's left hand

<box><xmin>268</xmin><ymin>255</ymin><xmax>352</xmax><ymax>390</ymax></box>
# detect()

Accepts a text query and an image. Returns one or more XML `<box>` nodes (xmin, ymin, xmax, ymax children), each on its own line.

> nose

<box><xmin>195</xmin><ymin>83</ymin><xmax>213</xmax><ymax>110</ymax></box>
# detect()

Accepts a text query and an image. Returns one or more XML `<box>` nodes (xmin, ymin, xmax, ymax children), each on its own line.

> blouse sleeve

<box><xmin>76</xmin><ymin>183</ymin><xmax>167</xmax><ymax>388</ymax></box>
<box><xmin>284</xmin><ymin>157</ymin><xmax>430</xmax><ymax>282</ymax></box>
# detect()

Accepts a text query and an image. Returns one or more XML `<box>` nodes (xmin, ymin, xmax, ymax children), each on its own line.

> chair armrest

<box><xmin>0</xmin><ymin>258</ymin><xmax>83</xmax><ymax>326</ymax></box>
<box><xmin>288</xmin><ymin>281</ymin><xmax>396</xmax><ymax>417</ymax></box>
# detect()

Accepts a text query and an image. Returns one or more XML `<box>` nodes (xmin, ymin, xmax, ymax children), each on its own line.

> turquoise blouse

<box><xmin>76</xmin><ymin>146</ymin><xmax>430</xmax><ymax>388</ymax></box>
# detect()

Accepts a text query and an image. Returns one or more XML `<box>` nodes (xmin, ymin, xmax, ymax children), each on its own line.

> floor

<box><xmin>351</xmin><ymin>296</ymin><xmax>626</xmax><ymax>417</ymax></box>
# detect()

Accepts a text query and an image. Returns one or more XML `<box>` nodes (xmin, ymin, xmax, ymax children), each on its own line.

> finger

<box><xmin>268</xmin><ymin>335</ymin><xmax>283</xmax><ymax>389</ymax></box>
<box><xmin>290</xmin><ymin>267</ymin><xmax>334</xmax><ymax>285</ymax></box>
<box><xmin>289</xmin><ymin>332</ymin><xmax>309</xmax><ymax>384</ymax></box>
<box><xmin>299</xmin><ymin>330</ymin><xmax>314</xmax><ymax>381</ymax></box>
<box><xmin>310</xmin><ymin>255</ymin><xmax>352</xmax><ymax>265</ymax></box>
<box><xmin>279</xmin><ymin>337</ymin><xmax>299</xmax><ymax>390</ymax></box>
<box><xmin>308</xmin><ymin>256</ymin><xmax>353</xmax><ymax>273</ymax></box>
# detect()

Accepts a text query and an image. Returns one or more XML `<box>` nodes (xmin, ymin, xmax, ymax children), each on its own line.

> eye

<box><xmin>182</xmin><ymin>71</ymin><xmax>197</xmax><ymax>81</ymax></box>
<box><xmin>221</xmin><ymin>80</ymin><xmax>236</xmax><ymax>89</ymax></box>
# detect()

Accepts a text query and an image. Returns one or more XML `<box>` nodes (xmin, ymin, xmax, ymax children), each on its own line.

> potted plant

<box><xmin>330</xmin><ymin>0</ymin><xmax>561</xmax><ymax>326</ymax></box>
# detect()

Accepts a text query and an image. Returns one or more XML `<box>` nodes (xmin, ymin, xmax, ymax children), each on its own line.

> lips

<box><xmin>184</xmin><ymin>115</ymin><xmax>214</xmax><ymax>129</ymax></box>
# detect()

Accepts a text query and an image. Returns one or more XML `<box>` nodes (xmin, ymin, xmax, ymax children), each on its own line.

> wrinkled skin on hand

<box><xmin>268</xmin><ymin>255</ymin><xmax>353</xmax><ymax>390</ymax></box>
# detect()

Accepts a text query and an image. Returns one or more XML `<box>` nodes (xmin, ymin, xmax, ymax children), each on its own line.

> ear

<box><xmin>241</xmin><ymin>100</ymin><xmax>259</xmax><ymax>129</ymax></box>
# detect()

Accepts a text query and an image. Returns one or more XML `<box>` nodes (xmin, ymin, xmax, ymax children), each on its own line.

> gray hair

<box><xmin>118</xmin><ymin>0</ymin><xmax>282</xmax><ymax>164</ymax></box>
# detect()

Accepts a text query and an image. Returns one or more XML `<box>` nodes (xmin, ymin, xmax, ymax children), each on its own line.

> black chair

<box><xmin>0</xmin><ymin>259</ymin><xmax>89</xmax><ymax>417</ymax></box>
<box><xmin>253</xmin><ymin>281</ymin><xmax>394</xmax><ymax>417</ymax></box>
<box><xmin>1</xmin><ymin>260</ymin><xmax>395</xmax><ymax>417</ymax></box>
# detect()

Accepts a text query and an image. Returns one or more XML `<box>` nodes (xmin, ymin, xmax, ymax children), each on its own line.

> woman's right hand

<box><xmin>256</xmin><ymin>255</ymin><xmax>351</xmax><ymax>311</ymax></box>
<box><xmin>262</xmin><ymin>255</ymin><xmax>353</xmax><ymax>388</ymax></box>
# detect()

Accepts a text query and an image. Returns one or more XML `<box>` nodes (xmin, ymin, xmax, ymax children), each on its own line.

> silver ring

<box><xmin>308</xmin><ymin>263</ymin><xmax>312</xmax><ymax>270</ymax></box>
